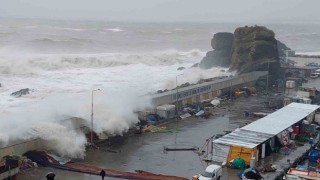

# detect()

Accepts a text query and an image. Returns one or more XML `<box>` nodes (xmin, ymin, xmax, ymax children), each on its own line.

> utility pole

<box><xmin>228</xmin><ymin>74</ymin><xmax>234</xmax><ymax>102</ymax></box>
<box><xmin>175</xmin><ymin>74</ymin><xmax>183</xmax><ymax>115</ymax></box>
<box><xmin>266</xmin><ymin>61</ymin><xmax>270</xmax><ymax>92</ymax></box>
<box><xmin>91</xmin><ymin>89</ymin><xmax>101</xmax><ymax>146</ymax></box>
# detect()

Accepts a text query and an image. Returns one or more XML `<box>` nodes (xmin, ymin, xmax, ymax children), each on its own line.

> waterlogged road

<box><xmin>18</xmin><ymin>97</ymin><xmax>265</xmax><ymax>180</ymax></box>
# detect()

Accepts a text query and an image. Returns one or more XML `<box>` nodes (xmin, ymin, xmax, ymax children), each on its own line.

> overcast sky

<box><xmin>1</xmin><ymin>0</ymin><xmax>319</xmax><ymax>23</ymax></box>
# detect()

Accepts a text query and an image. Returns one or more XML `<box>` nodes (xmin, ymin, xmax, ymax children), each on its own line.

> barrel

<box><xmin>293</xmin><ymin>126</ymin><xmax>299</xmax><ymax>135</ymax></box>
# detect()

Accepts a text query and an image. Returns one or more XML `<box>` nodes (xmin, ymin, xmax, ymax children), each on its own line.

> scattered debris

<box><xmin>251</xmin><ymin>112</ymin><xmax>269</xmax><ymax>117</ymax></box>
<box><xmin>257</xmin><ymin>164</ymin><xmax>277</xmax><ymax>173</ymax></box>
<box><xmin>20</xmin><ymin>156</ymin><xmax>38</xmax><ymax>170</ymax></box>
<box><xmin>142</xmin><ymin>125</ymin><xmax>177</xmax><ymax>133</ymax></box>
<box><xmin>195</xmin><ymin>110</ymin><xmax>204</xmax><ymax>116</ymax></box>
<box><xmin>210</xmin><ymin>99</ymin><xmax>220</xmax><ymax>106</ymax></box>
<box><xmin>180</xmin><ymin>113</ymin><xmax>191</xmax><ymax>119</ymax></box>
<box><xmin>242</xmin><ymin>168</ymin><xmax>263</xmax><ymax>180</ymax></box>
<box><xmin>98</xmin><ymin>147</ymin><xmax>119</xmax><ymax>153</ymax></box>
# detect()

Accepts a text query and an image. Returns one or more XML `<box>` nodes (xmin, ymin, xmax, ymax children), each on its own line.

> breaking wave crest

<box><xmin>30</xmin><ymin>37</ymin><xmax>92</xmax><ymax>45</ymax></box>
<box><xmin>29</xmin><ymin>122</ymin><xmax>87</xmax><ymax>158</ymax></box>
<box><xmin>0</xmin><ymin>92</ymin><xmax>152</xmax><ymax>158</ymax></box>
<box><xmin>0</xmin><ymin>49</ymin><xmax>205</xmax><ymax>74</ymax></box>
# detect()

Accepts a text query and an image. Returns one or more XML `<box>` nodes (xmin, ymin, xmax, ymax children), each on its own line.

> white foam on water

<box><xmin>0</xmin><ymin>49</ymin><xmax>204</xmax><ymax>74</ymax></box>
<box><xmin>295</xmin><ymin>51</ymin><xmax>320</xmax><ymax>56</ymax></box>
<box><xmin>105</xmin><ymin>28</ymin><xmax>124</xmax><ymax>32</ymax></box>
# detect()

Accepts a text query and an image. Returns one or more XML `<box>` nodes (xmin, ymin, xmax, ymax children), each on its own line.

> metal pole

<box><xmin>266</xmin><ymin>61</ymin><xmax>270</xmax><ymax>92</ymax></box>
<box><xmin>91</xmin><ymin>89</ymin><xmax>100</xmax><ymax>146</ymax></box>
<box><xmin>176</xmin><ymin>75</ymin><xmax>178</xmax><ymax>115</ymax></box>
<box><xmin>175</xmin><ymin>74</ymin><xmax>183</xmax><ymax>115</ymax></box>
<box><xmin>230</xmin><ymin>78</ymin><xmax>232</xmax><ymax>101</ymax></box>
<box><xmin>91</xmin><ymin>90</ymin><xmax>94</xmax><ymax>145</ymax></box>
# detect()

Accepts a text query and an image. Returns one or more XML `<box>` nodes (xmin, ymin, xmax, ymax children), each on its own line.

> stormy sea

<box><xmin>0</xmin><ymin>18</ymin><xmax>320</xmax><ymax>157</ymax></box>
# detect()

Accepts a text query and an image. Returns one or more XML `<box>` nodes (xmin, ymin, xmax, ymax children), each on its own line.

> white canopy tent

<box><xmin>211</xmin><ymin>103</ymin><xmax>319</xmax><ymax>162</ymax></box>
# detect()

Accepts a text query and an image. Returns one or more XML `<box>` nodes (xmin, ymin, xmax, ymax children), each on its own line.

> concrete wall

<box><xmin>0</xmin><ymin>139</ymin><xmax>42</xmax><ymax>159</ymax></box>
<box><xmin>151</xmin><ymin>71</ymin><xmax>267</xmax><ymax>106</ymax></box>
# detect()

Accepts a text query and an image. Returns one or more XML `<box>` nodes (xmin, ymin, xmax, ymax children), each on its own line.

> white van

<box><xmin>310</xmin><ymin>73</ymin><xmax>318</xmax><ymax>79</ymax></box>
<box><xmin>198</xmin><ymin>165</ymin><xmax>222</xmax><ymax>180</ymax></box>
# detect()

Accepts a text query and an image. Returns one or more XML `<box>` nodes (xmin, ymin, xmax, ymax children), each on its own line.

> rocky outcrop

<box><xmin>198</xmin><ymin>25</ymin><xmax>290</xmax><ymax>83</ymax></box>
<box><xmin>199</xmin><ymin>32</ymin><xmax>234</xmax><ymax>69</ymax></box>
<box><xmin>11</xmin><ymin>88</ymin><xmax>30</xmax><ymax>97</ymax></box>
<box><xmin>230</xmin><ymin>26</ymin><xmax>280</xmax><ymax>76</ymax></box>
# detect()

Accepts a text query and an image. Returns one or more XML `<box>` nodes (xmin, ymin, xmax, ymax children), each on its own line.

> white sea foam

<box><xmin>0</xmin><ymin>133</ymin><xmax>9</xmax><ymax>147</ymax></box>
<box><xmin>29</xmin><ymin>122</ymin><xmax>87</xmax><ymax>158</ymax></box>
<box><xmin>295</xmin><ymin>51</ymin><xmax>320</xmax><ymax>56</ymax></box>
<box><xmin>61</xmin><ymin>28</ymin><xmax>86</xmax><ymax>32</ymax></box>
<box><xmin>105</xmin><ymin>28</ymin><xmax>124</xmax><ymax>32</ymax></box>
<box><xmin>0</xmin><ymin>49</ymin><xmax>205</xmax><ymax>74</ymax></box>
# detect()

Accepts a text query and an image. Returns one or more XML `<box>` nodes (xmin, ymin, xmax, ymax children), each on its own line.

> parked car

<box><xmin>310</xmin><ymin>73</ymin><xmax>318</xmax><ymax>79</ymax></box>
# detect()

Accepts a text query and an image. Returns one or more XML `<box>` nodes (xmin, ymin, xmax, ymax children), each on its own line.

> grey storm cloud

<box><xmin>0</xmin><ymin>0</ymin><xmax>319</xmax><ymax>23</ymax></box>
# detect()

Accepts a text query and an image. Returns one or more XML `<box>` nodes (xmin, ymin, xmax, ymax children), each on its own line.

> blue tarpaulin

<box><xmin>147</xmin><ymin>114</ymin><xmax>160</xmax><ymax>122</ymax></box>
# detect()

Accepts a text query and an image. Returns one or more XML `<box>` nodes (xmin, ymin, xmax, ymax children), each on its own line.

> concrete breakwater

<box><xmin>151</xmin><ymin>71</ymin><xmax>268</xmax><ymax>106</ymax></box>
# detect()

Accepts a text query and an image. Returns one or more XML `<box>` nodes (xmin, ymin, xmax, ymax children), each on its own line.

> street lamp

<box><xmin>91</xmin><ymin>89</ymin><xmax>101</xmax><ymax>146</ymax></box>
<box><xmin>176</xmin><ymin>74</ymin><xmax>183</xmax><ymax>115</ymax></box>
<box><xmin>230</xmin><ymin>77</ymin><xmax>233</xmax><ymax>101</ymax></box>
<box><xmin>266</xmin><ymin>61</ymin><xmax>270</xmax><ymax>92</ymax></box>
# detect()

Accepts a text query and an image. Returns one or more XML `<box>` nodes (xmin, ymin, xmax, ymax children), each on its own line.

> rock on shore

<box><xmin>230</xmin><ymin>26</ymin><xmax>280</xmax><ymax>77</ymax></box>
<box><xmin>199</xmin><ymin>25</ymin><xmax>289</xmax><ymax>79</ymax></box>
<box><xmin>199</xmin><ymin>32</ymin><xmax>233</xmax><ymax>69</ymax></box>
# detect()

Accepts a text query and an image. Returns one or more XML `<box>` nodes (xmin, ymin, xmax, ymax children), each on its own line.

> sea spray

<box><xmin>29</xmin><ymin>122</ymin><xmax>87</xmax><ymax>158</ymax></box>
<box><xmin>0</xmin><ymin>133</ymin><xmax>9</xmax><ymax>147</ymax></box>
<box><xmin>0</xmin><ymin>90</ymin><xmax>152</xmax><ymax>158</ymax></box>
<box><xmin>91</xmin><ymin>91</ymin><xmax>152</xmax><ymax>135</ymax></box>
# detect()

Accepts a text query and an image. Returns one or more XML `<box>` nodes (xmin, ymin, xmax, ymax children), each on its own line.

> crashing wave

<box><xmin>29</xmin><ymin>122</ymin><xmax>87</xmax><ymax>158</ymax></box>
<box><xmin>30</xmin><ymin>37</ymin><xmax>92</xmax><ymax>45</ymax></box>
<box><xmin>0</xmin><ymin>49</ymin><xmax>205</xmax><ymax>74</ymax></box>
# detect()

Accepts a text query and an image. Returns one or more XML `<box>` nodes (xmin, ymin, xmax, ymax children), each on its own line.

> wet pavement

<box><xmin>17</xmin><ymin>96</ymin><xmax>271</xmax><ymax>180</ymax></box>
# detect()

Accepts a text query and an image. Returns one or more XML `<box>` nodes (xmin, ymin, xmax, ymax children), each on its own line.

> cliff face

<box><xmin>230</xmin><ymin>26</ymin><xmax>280</xmax><ymax>76</ymax></box>
<box><xmin>199</xmin><ymin>32</ymin><xmax>233</xmax><ymax>69</ymax></box>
